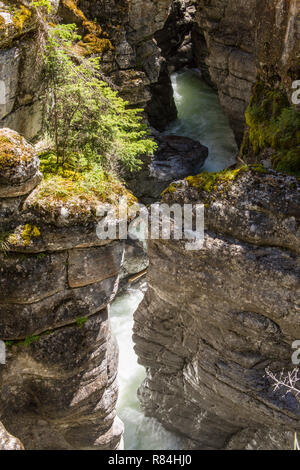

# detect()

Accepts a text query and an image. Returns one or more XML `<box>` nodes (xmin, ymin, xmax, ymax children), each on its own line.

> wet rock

<box><xmin>151</xmin><ymin>135</ymin><xmax>208</xmax><ymax>181</ymax></box>
<box><xmin>126</xmin><ymin>133</ymin><xmax>208</xmax><ymax>203</ymax></box>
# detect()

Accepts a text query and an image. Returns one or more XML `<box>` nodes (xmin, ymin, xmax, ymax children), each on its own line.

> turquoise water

<box><xmin>165</xmin><ymin>69</ymin><xmax>238</xmax><ymax>172</ymax></box>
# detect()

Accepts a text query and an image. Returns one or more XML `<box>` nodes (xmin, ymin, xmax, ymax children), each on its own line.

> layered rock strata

<box><xmin>133</xmin><ymin>167</ymin><xmax>300</xmax><ymax>450</ymax></box>
<box><xmin>0</xmin><ymin>421</ymin><xmax>24</xmax><ymax>450</ymax></box>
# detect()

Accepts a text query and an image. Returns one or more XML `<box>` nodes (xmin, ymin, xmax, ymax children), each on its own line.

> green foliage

<box><xmin>43</xmin><ymin>24</ymin><xmax>156</xmax><ymax>175</ymax></box>
<box><xmin>242</xmin><ymin>82</ymin><xmax>300</xmax><ymax>176</ymax></box>
<box><xmin>23</xmin><ymin>335</ymin><xmax>40</xmax><ymax>346</ymax></box>
<box><xmin>5</xmin><ymin>335</ymin><xmax>40</xmax><ymax>349</ymax></box>
<box><xmin>21</xmin><ymin>224</ymin><xmax>41</xmax><ymax>246</ymax></box>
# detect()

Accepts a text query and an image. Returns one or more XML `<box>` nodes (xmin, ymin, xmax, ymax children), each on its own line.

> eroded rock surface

<box><xmin>133</xmin><ymin>168</ymin><xmax>300</xmax><ymax>450</ymax></box>
<box><xmin>0</xmin><ymin>421</ymin><xmax>24</xmax><ymax>450</ymax></box>
<box><xmin>0</xmin><ymin>129</ymin><xmax>124</xmax><ymax>449</ymax></box>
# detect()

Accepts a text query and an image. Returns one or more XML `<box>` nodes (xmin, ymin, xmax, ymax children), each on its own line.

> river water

<box><xmin>165</xmin><ymin>69</ymin><xmax>238</xmax><ymax>172</ymax></box>
<box><xmin>110</xmin><ymin>69</ymin><xmax>238</xmax><ymax>450</ymax></box>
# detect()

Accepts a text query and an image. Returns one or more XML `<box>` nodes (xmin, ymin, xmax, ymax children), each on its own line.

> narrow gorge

<box><xmin>0</xmin><ymin>0</ymin><xmax>299</xmax><ymax>452</ymax></box>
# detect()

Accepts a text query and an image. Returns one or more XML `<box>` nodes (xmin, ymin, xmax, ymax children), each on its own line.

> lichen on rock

<box><xmin>0</xmin><ymin>128</ymin><xmax>41</xmax><ymax>197</ymax></box>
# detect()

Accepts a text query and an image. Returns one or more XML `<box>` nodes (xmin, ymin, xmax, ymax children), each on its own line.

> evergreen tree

<box><xmin>43</xmin><ymin>23</ymin><xmax>156</xmax><ymax>174</ymax></box>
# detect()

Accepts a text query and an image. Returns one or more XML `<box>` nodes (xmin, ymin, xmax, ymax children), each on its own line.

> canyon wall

<box><xmin>0</xmin><ymin>128</ymin><xmax>125</xmax><ymax>449</ymax></box>
<box><xmin>0</xmin><ymin>0</ymin><xmax>299</xmax><ymax>451</ymax></box>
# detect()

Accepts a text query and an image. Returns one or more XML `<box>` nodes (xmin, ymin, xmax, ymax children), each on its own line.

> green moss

<box><xmin>186</xmin><ymin>166</ymin><xmax>249</xmax><ymax>193</ymax></box>
<box><xmin>241</xmin><ymin>81</ymin><xmax>300</xmax><ymax>176</ymax></box>
<box><xmin>35</xmin><ymin>152</ymin><xmax>137</xmax><ymax>210</ymax></box>
<box><xmin>76</xmin><ymin>317</ymin><xmax>87</xmax><ymax>328</ymax></box>
<box><xmin>5</xmin><ymin>335</ymin><xmax>40</xmax><ymax>349</ymax></box>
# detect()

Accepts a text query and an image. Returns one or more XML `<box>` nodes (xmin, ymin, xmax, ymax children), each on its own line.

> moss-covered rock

<box><xmin>61</xmin><ymin>0</ymin><xmax>114</xmax><ymax>57</ymax></box>
<box><xmin>0</xmin><ymin>1</ymin><xmax>34</xmax><ymax>47</ymax></box>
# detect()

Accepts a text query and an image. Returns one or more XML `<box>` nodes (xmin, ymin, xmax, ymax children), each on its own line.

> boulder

<box><xmin>133</xmin><ymin>168</ymin><xmax>300</xmax><ymax>449</ymax></box>
<box><xmin>0</xmin><ymin>128</ymin><xmax>41</xmax><ymax>197</ymax></box>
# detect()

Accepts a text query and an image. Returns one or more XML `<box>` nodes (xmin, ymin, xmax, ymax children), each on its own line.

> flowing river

<box><xmin>165</xmin><ymin>68</ymin><xmax>238</xmax><ymax>172</ymax></box>
<box><xmin>110</xmin><ymin>68</ymin><xmax>238</xmax><ymax>450</ymax></box>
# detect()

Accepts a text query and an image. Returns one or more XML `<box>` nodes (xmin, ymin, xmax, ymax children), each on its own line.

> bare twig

<box><xmin>266</xmin><ymin>367</ymin><xmax>300</xmax><ymax>450</ymax></box>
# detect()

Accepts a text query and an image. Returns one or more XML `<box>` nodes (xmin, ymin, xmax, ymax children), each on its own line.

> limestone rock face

<box><xmin>126</xmin><ymin>134</ymin><xmax>208</xmax><ymax>203</ymax></box>
<box><xmin>133</xmin><ymin>169</ymin><xmax>300</xmax><ymax>450</ymax></box>
<box><xmin>0</xmin><ymin>128</ymin><xmax>41</xmax><ymax>197</ymax></box>
<box><xmin>0</xmin><ymin>129</ymin><xmax>124</xmax><ymax>449</ymax></box>
<box><xmin>0</xmin><ymin>422</ymin><xmax>24</xmax><ymax>450</ymax></box>
<box><xmin>1</xmin><ymin>309</ymin><xmax>123</xmax><ymax>450</ymax></box>
<box><xmin>193</xmin><ymin>0</ymin><xmax>257</xmax><ymax>143</ymax></box>
<box><xmin>193</xmin><ymin>0</ymin><xmax>300</xmax><ymax>144</ymax></box>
